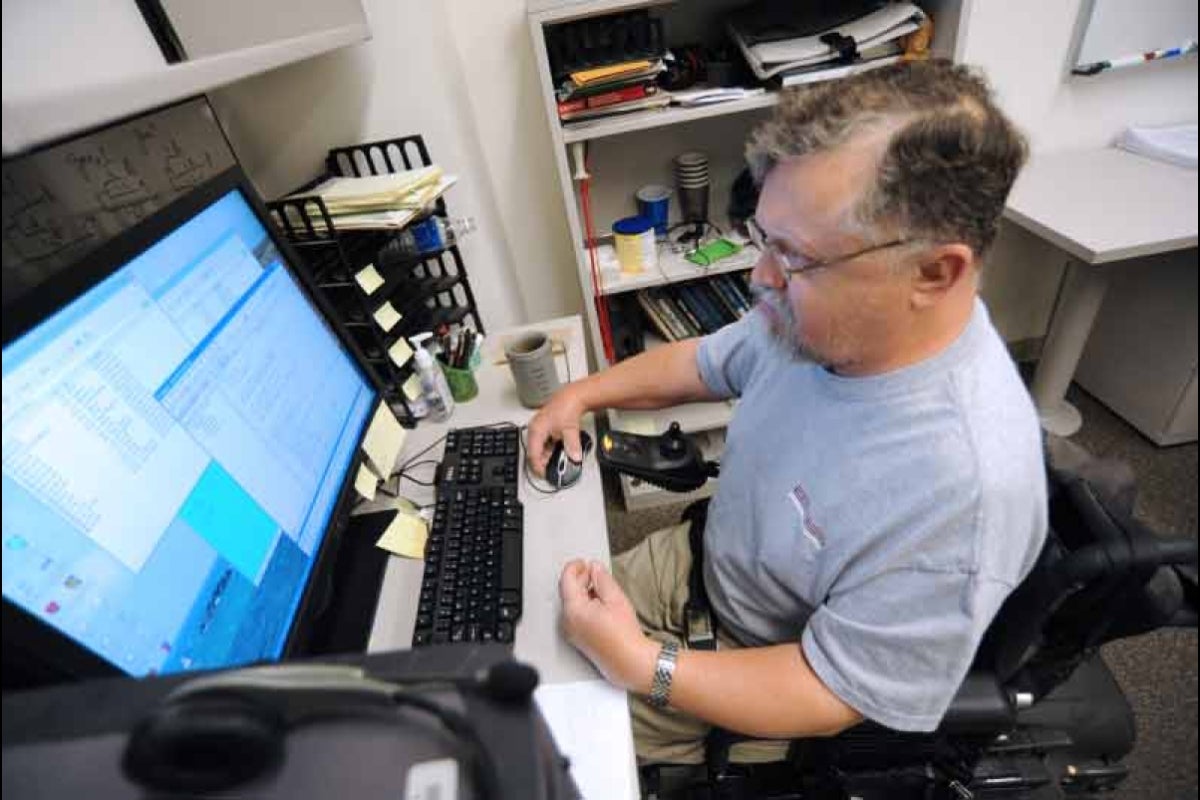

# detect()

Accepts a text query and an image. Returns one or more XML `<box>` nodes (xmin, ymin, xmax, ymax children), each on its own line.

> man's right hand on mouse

<box><xmin>526</xmin><ymin>385</ymin><xmax>587</xmax><ymax>478</ymax></box>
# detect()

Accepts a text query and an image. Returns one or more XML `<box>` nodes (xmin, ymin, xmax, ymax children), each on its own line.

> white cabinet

<box><xmin>2</xmin><ymin>0</ymin><xmax>369</xmax><ymax>155</ymax></box>
<box><xmin>1075</xmin><ymin>248</ymin><xmax>1199</xmax><ymax>446</ymax></box>
<box><xmin>527</xmin><ymin>0</ymin><xmax>969</xmax><ymax>508</ymax></box>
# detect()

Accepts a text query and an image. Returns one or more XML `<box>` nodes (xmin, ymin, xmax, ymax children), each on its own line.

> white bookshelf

<box><xmin>527</xmin><ymin>0</ymin><xmax>969</xmax><ymax>509</ymax></box>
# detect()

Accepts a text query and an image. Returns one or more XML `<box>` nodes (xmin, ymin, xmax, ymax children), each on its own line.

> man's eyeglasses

<box><xmin>746</xmin><ymin>218</ymin><xmax>909</xmax><ymax>278</ymax></box>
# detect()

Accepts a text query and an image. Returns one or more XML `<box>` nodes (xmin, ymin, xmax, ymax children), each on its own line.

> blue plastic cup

<box><xmin>635</xmin><ymin>185</ymin><xmax>671</xmax><ymax>237</ymax></box>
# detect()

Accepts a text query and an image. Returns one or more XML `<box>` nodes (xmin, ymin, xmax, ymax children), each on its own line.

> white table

<box><xmin>360</xmin><ymin>314</ymin><xmax>638</xmax><ymax>798</ymax></box>
<box><xmin>1003</xmin><ymin>147</ymin><xmax>1199</xmax><ymax>436</ymax></box>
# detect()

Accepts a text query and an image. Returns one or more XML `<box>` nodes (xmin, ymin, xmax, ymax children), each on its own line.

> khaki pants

<box><xmin>612</xmin><ymin>523</ymin><xmax>788</xmax><ymax>765</ymax></box>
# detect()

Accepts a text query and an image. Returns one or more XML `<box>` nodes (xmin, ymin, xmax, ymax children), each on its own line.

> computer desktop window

<box><xmin>2</xmin><ymin>189</ymin><xmax>375</xmax><ymax>676</ymax></box>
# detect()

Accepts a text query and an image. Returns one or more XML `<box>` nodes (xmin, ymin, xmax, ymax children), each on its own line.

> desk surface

<box><xmin>364</xmin><ymin>315</ymin><xmax>611</xmax><ymax>685</ymax></box>
<box><xmin>1004</xmin><ymin>147</ymin><xmax>1198</xmax><ymax>264</ymax></box>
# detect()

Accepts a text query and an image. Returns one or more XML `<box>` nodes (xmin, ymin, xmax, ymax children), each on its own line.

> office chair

<box><xmin>606</xmin><ymin>431</ymin><xmax>1198</xmax><ymax>800</ymax></box>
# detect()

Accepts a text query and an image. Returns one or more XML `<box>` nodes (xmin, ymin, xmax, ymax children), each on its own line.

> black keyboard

<box><xmin>412</xmin><ymin>426</ymin><xmax>523</xmax><ymax>646</ymax></box>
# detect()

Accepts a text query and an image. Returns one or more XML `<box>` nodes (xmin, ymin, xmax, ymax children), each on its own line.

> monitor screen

<box><xmin>2</xmin><ymin>184</ymin><xmax>377</xmax><ymax>677</ymax></box>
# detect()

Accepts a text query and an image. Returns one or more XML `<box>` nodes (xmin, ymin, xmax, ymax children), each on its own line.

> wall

<box><xmin>445</xmin><ymin>0</ymin><xmax>581</xmax><ymax>323</ymax></box>
<box><xmin>961</xmin><ymin>0</ymin><xmax>1199</xmax><ymax>344</ymax></box>
<box><xmin>209</xmin><ymin>0</ymin><xmax>529</xmax><ymax>331</ymax></box>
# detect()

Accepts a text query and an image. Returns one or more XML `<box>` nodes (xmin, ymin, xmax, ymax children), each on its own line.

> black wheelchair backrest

<box><xmin>975</xmin><ymin>474</ymin><xmax>1197</xmax><ymax>699</ymax></box>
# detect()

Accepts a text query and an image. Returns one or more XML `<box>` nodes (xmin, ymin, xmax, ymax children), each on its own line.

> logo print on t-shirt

<box><xmin>788</xmin><ymin>483</ymin><xmax>826</xmax><ymax>549</ymax></box>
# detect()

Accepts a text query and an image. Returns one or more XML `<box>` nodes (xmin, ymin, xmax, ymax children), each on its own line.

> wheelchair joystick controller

<box><xmin>661</xmin><ymin>422</ymin><xmax>687</xmax><ymax>459</ymax></box>
<box><xmin>595</xmin><ymin>421</ymin><xmax>719</xmax><ymax>493</ymax></box>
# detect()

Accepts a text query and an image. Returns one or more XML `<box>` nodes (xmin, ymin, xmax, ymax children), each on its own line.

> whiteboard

<box><xmin>1074</xmin><ymin>0</ymin><xmax>1199</xmax><ymax>72</ymax></box>
<box><xmin>1</xmin><ymin>97</ymin><xmax>236</xmax><ymax>304</ymax></box>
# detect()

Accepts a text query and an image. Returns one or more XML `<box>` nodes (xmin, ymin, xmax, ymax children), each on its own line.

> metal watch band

<box><xmin>648</xmin><ymin>641</ymin><xmax>680</xmax><ymax>709</ymax></box>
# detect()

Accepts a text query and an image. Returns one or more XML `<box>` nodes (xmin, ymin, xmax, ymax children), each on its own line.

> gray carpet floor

<box><xmin>603</xmin><ymin>383</ymin><xmax>1197</xmax><ymax>798</ymax></box>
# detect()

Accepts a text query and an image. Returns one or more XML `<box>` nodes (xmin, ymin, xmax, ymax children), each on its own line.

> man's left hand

<box><xmin>559</xmin><ymin>559</ymin><xmax>657</xmax><ymax>692</ymax></box>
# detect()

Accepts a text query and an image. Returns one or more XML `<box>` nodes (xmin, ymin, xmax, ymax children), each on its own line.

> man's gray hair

<box><xmin>746</xmin><ymin>59</ymin><xmax>1028</xmax><ymax>257</ymax></box>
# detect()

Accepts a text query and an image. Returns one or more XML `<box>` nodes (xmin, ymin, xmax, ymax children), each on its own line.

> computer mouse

<box><xmin>545</xmin><ymin>431</ymin><xmax>593</xmax><ymax>489</ymax></box>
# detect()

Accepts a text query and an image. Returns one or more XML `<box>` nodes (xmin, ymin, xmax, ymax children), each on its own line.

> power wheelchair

<box><xmin>597</xmin><ymin>424</ymin><xmax>1198</xmax><ymax>800</ymax></box>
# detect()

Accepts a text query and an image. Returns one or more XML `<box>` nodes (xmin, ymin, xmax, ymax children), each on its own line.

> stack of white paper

<box><xmin>292</xmin><ymin>166</ymin><xmax>443</xmax><ymax>212</ymax></box>
<box><xmin>1117</xmin><ymin>124</ymin><xmax>1198</xmax><ymax>170</ymax></box>
<box><xmin>282</xmin><ymin>175</ymin><xmax>458</xmax><ymax>232</ymax></box>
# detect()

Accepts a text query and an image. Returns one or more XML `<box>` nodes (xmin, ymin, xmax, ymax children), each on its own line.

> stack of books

<box><xmin>635</xmin><ymin>273</ymin><xmax>754</xmax><ymax>341</ymax></box>
<box><xmin>556</xmin><ymin>59</ymin><xmax>670</xmax><ymax>123</ymax></box>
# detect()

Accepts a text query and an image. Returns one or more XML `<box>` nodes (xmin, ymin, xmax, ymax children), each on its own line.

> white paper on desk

<box><xmin>534</xmin><ymin>680</ymin><xmax>639</xmax><ymax>800</ymax></box>
<box><xmin>362</xmin><ymin>403</ymin><xmax>407</xmax><ymax>477</ymax></box>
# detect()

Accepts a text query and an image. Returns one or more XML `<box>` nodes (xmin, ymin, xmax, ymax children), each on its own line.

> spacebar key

<box><xmin>501</xmin><ymin>530</ymin><xmax>522</xmax><ymax>592</ymax></box>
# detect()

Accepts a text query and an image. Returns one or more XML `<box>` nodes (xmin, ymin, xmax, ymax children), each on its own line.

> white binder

<box><xmin>729</xmin><ymin>2</ymin><xmax>927</xmax><ymax>81</ymax></box>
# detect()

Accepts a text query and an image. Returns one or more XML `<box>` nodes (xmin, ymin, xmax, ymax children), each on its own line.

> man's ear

<box><xmin>910</xmin><ymin>243</ymin><xmax>974</xmax><ymax>309</ymax></box>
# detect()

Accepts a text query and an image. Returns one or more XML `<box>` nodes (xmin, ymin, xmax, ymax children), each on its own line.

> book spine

<box><xmin>677</xmin><ymin>284</ymin><xmax>716</xmax><ymax>333</ymax></box>
<box><xmin>651</xmin><ymin>289</ymin><xmax>693</xmax><ymax>340</ymax></box>
<box><xmin>636</xmin><ymin>291</ymin><xmax>676</xmax><ymax>341</ymax></box>
<box><xmin>691</xmin><ymin>283</ymin><xmax>732</xmax><ymax>331</ymax></box>
<box><xmin>710</xmin><ymin>277</ymin><xmax>747</xmax><ymax>318</ymax></box>
<box><xmin>710</xmin><ymin>275</ymin><xmax>740</xmax><ymax>313</ymax></box>
<box><xmin>675</xmin><ymin>285</ymin><xmax>714</xmax><ymax>334</ymax></box>
<box><xmin>726</xmin><ymin>273</ymin><xmax>754</xmax><ymax>310</ymax></box>
<box><xmin>660</xmin><ymin>288</ymin><xmax>701</xmax><ymax>337</ymax></box>
<box><xmin>667</xmin><ymin>286</ymin><xmax>705</xmax><ymax>335</ymax></box>
<box><xmin>697</xmin><ymin>282</ymin><xmax>738</xmax><ymax>326</ymax></box>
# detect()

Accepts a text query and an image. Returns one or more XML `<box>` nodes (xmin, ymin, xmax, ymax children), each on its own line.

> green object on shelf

<box><xmin>686</xmin><ymin>238</ymin><xmax>743</xmax><ymax>267</ymax></box>
<box><xmin>440</xmin><ymin>361</ymin><xmax>479</xmax><ymax>403</ymax></box>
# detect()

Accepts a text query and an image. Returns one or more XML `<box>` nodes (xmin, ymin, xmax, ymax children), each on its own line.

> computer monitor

<box><xmin>2</xmin><ymin>168</ymin><xmax>382</xmax><ymax>684</ymax></box>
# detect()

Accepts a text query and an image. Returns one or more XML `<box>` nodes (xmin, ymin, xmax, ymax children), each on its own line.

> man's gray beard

<box><xmin>749</xmin><ymin>285</ymin><xmax>824</xmax><ymax>365</ymax></box>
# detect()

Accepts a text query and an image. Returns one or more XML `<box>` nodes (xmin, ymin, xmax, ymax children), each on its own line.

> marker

<box><xmin>1074</xmin><ymin>40</ymin><xmax>1197</xmax><ymax>76</ymax></box>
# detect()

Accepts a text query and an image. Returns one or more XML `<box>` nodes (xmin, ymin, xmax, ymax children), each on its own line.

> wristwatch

<box><xmin>648</xmin><ymin>641</ymin><xmax>680</xmax><ymax>709</ymax></box>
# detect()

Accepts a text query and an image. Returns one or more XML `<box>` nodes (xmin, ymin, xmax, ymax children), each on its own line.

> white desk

<box><xmin>360</xmin><ymin>314</ymin><xmax>638</xmax><ymax>798</ymax></box>
<box><xmin>1003</xmin><ymin>147</ymin><xmax>1199</xmax><ymax>436</ymax></box>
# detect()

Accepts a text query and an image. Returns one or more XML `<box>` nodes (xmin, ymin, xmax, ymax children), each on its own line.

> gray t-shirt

<box><xmin>695</xmin><ymin>299</ymin><xmax>1047</xmax><ymax>732</ymax></box>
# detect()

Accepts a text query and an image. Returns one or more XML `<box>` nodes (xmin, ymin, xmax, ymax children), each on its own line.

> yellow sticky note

<box><xmin>373</xmin><ymin>301</ymin><xmax>402</xmax><ymax>332</ymax></box>
<box><xmin>362</xmin><ymin>402</ymin><xmax>407</xmax><ymax>477</ymax></box>
<box><xmin>388</xmin><ymin>337</ymin><xmax>415</xmax><ymax>368</ymax></box>
<box><xmin>354</xmin><ymin>263</ymin><xmax>385</xmax><ymax>295</ymax></box>
<box><xmin>375</xmin><ymin>511</ymin><xmax>429</xmax><ymax>559</ymax></box>
<box><xmin>353</xmin><ymin>463</ymin><xmax>378</xmax><ymax>500</ymax></box>
<box><xmin>402</xmin><ymin>374</ymin><xmax>423</xmax><ymax>402</ymax></box>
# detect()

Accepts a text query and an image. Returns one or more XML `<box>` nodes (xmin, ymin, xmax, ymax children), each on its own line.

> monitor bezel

<box><xmin>2</xmin><ymin>166</ymin><xmax>389</xmax><ymax>684</ymax></box>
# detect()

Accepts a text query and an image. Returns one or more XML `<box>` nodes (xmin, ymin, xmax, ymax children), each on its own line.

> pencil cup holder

<box><xmin>440</xmin><ymin>362</ymin><xmax>479</xmax><ymax>403</ymax></box>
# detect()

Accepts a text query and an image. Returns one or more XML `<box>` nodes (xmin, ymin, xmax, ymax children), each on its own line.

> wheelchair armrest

<box><xmin>938</xmin><ymin>672</ymin><xmax>1017</xmax><ymax>735</ymax></box>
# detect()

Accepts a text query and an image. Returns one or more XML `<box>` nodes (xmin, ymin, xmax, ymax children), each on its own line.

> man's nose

<box><xmin>750</xmin><ymin>249</ymin><xmax>786</xmax><ymax>290</ymax></box>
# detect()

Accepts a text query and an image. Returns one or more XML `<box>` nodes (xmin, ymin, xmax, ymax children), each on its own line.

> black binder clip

<box><xmin>819</xmin><ymin>31</ymin><xmax>860</xmax><ymax>65</ymax></box>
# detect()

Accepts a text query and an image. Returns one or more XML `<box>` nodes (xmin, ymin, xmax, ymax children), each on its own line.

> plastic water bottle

<box><xmin>390</xmin><ymin>216</ymin><xmax>477</xmax><ymax>259</ymax></box>
<box><xmin>411</xmin><ymin>333</ymin><xmax>454</xmax><ymax>422</ymax></box>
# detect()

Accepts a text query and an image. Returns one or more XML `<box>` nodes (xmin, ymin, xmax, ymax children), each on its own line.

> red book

<box><xmin>558</xmin><ymin>84</ymin><xmax>654</xmax><ymax>117</ymax></box>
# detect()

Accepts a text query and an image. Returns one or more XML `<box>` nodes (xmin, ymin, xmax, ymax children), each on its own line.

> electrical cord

<box><xmin>395</xmin><ymin>459</ymin><xmax>439</xmax><ymax>488</ymax></box>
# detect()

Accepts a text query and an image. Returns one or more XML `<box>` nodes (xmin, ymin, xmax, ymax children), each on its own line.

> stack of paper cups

<box><xmin>675</xmin><ymin>152</ymin><xmax>710</xmax><ymax>223</ymax></box>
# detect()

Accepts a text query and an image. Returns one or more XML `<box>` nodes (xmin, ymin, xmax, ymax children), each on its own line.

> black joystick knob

<box><xmin>660</xmin><ymin>422</ymin><xmax>687</xmax><ymax>458</ymax></box>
